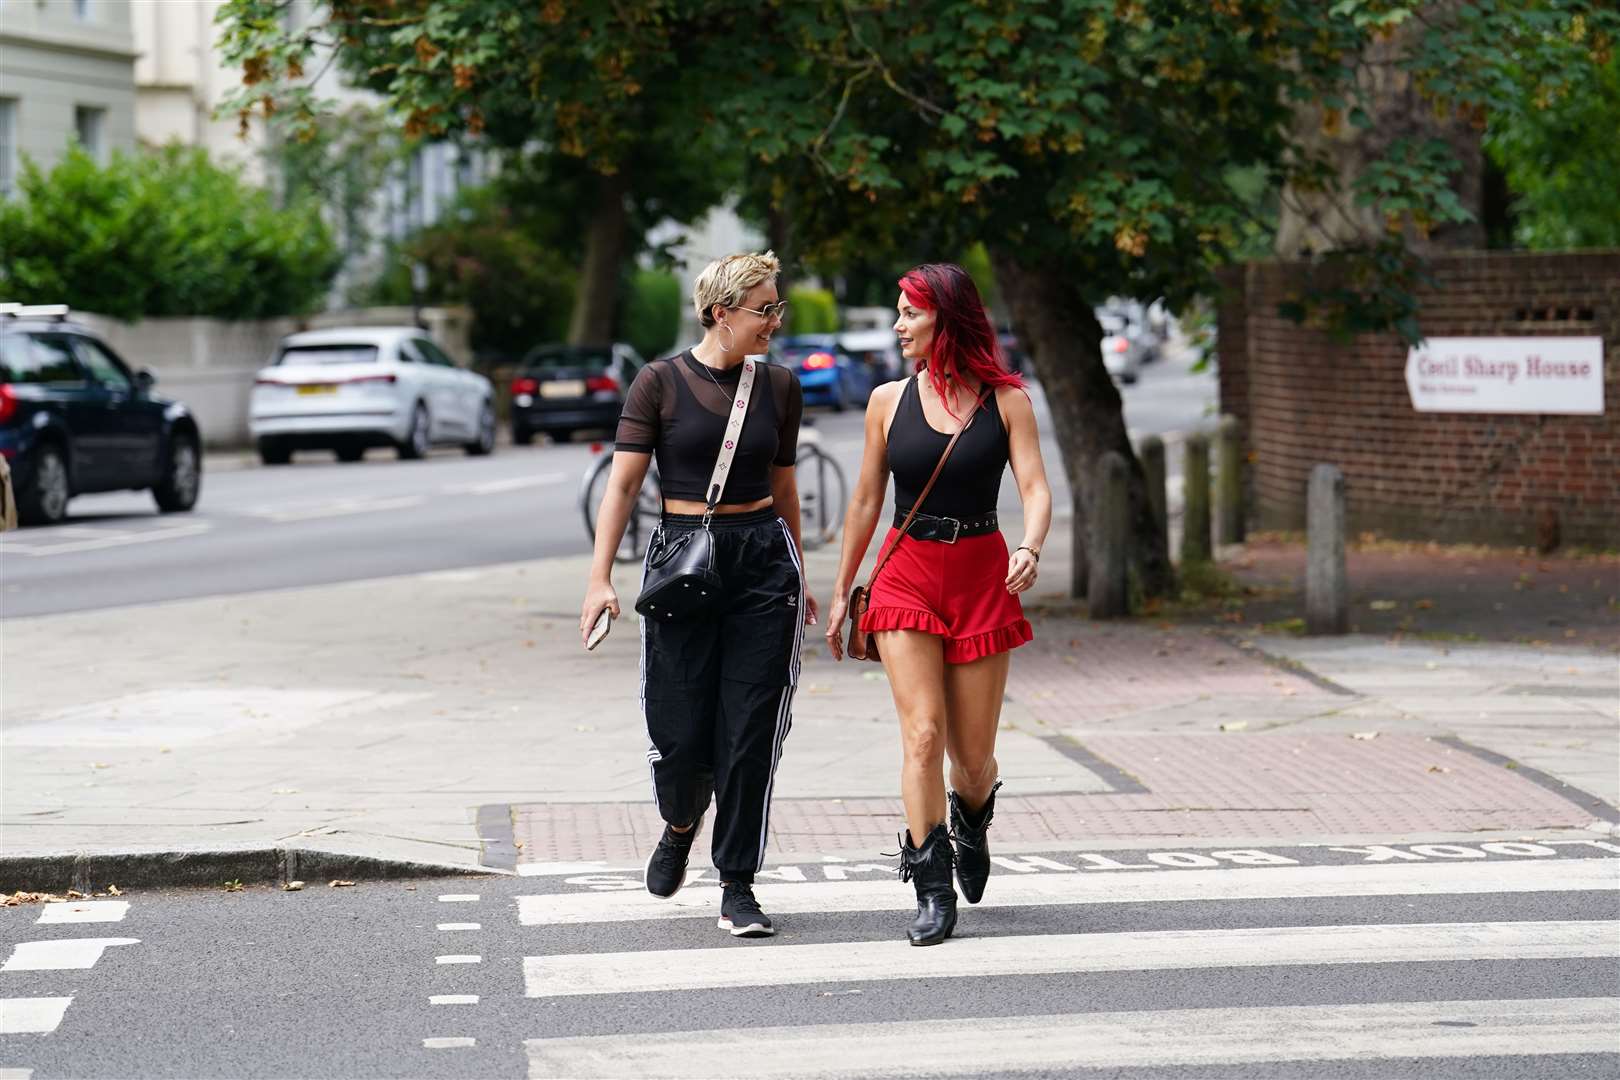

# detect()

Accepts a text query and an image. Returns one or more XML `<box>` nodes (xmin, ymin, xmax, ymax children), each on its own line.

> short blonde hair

<box><xmin>692</xmin><ymin>250</ymin><xmax>781</xmax><ymax>327</ymax></box>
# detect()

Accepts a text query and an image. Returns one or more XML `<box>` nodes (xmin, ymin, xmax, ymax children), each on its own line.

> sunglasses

<box><xmin>735</xmin><ymin>300</ymin><xmax>789</xmax><ymax>320</ymax></box>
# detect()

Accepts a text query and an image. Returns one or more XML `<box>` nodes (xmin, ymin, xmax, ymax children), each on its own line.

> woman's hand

<box><xmin>823</xmin><ymin>591</ymin><xmax>848</xmax><ymax>661</ymax></box>
<box><xmin>1005</xmin><ymin>547</ymin><xmax>1039</xmax><ymax>595</ymax></box>
<box><xmin>803</xmin><ymin>590</ymin><xmax>820</xmax><ymax>628</ymax></box>
<box><xmin>580</xmin><ymin>580</ymin><xmax>621</xmax><ymax>648</ymax></box>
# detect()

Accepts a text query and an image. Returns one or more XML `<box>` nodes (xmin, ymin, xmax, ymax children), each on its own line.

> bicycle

<box><xmin>581</xmin><ymin>425</ymin><xmax>847</xmax><ymax>559</ymax></box>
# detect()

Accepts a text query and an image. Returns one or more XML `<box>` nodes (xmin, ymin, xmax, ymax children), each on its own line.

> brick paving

<box><xmin>508</xmin><ymin>732</ymin><xmax>1597</xmax><ymax>863</ymax></box>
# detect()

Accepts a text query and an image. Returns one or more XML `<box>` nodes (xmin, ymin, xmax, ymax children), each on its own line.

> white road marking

<box><xmin>0</xmin><ymin>1068</ymin><xmax>36</xmax><ymax>1079</ymax></box>
<box><xmin>36</xmin><ymin>900</ymin><xmax>129</xmax><ymax>925</ymax></box>
<box><xmin>443</xmin><ymin>473</ymin><xmax>565</xmax><ymax>496</ymax></box>
<box><xmin>0</xmin><ymin>998</ymin><xmax>72</xmax><ymax>1035</ymax></box>
<box><xmin>1</xmin><ymin>939</ymin><xmax>139</xmax><ymax>972</ymax></box>
<box><xmin>524</xmin><ymin>920</ymin><xmax>1617</xmax><ymax>998</ymax></box>
<box><xmin>517</xmin><ymin>862</ymin><xmax>638</xmax><ymax>877</ymax></box>
<box><xmin>423</xmin><ymin>1038</ymin><xmax>475</xmax><ymax>1049</ymax></box>
<box><xmin>517</xmin><ymin>857</ymin><xmax>1620</xmax><ymax>926</ymax></box>
<box><xmin>524</xmin><ymin>997</ymin><xmax>1620</xmax><ymax>1079</ymax></box>
<box><xmin>0</xmin><ymin>523</ymin><xmax>211</xmax><ymax>557</ymax></box>
<box><xmin>247</xmin><ymin>495</ymin><xmax>427</xmax><ymax>523</ymax></box>
<box><xmin>435</xmin><ymin>956</ymin><xmax>481</xmax><ymax>965</ymax></box>
<box><xmin>429</xmin><ymin>995</ymin><xmax>479</xmax><ymax>1006</ymax></box>
<box><xmin>438</xmin><ymin>894</ymin><xmax>480</xmax><ymax>903</ymax></box>
<box><xmin>436</xmin><ymin>923</ymin><xmax>480</xmax><ymax>932</ymax></box>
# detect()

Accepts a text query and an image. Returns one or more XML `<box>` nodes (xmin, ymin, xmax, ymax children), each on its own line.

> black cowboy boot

<box><xmin>948</xmin><ymin>779</ymin><xmax>1002</xmax><ymax>904</ymax></box>
<box><xmin>898</xmin><ymin>823</ymin><xmax>957</xmax><ymax>946</ymax></box>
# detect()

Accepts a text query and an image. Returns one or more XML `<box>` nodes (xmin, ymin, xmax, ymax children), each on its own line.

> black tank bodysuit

<box><xmin>887</xmin><ymin>377</ymin><xmax>1008</xmax><ymax>518</ymax></box>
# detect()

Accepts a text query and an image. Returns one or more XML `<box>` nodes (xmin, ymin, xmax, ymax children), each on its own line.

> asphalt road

<box><xmin>1</xmin><ymin>353</ymin><xmax>1216</xmax><ymax>619</ymax></box>
<box><xmin>2</xmin><ymin>843</ymin><xmax>1615</xmax><ymax>1078</ymax></box>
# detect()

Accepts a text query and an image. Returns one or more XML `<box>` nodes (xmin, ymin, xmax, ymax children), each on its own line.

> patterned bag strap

<box><xmin>862</xmin><ymin>383</ymin><xmax>991</xmax><ymax>590</ymax></box>
<box><xmin>702</xmin><ymin>355</ymin><xmax>761</xmax><ymax>527</ymax></box>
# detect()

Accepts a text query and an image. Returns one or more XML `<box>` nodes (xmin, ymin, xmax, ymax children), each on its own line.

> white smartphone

<box><xmin>585</xmin><ymin>608</ymin><xmax>613</xmax><ymax>651</ymax></box>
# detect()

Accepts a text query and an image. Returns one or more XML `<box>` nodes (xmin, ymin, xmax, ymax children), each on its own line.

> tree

<box><xmin>219</xmin><ymin>0</ymin><xmax>1617</xmax><ymax>600</ymax></box>
<box><xmin>0</xmin><ymin>144</ymin><xmax>337</xmax><ymax>320</ymax></box>
<box><xmin>217</xmin><ymin>0</ymin><xmax>737</xmax><ymax>345</ymax></box>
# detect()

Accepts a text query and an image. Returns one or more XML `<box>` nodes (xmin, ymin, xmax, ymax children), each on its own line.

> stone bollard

<box><xmin>1216</xmin><ymin>414</ymin><xmax>1245</xmax><ymax>546</ymax></box>
<box><xmin>1139</xmin><ymin>435</ymin><xmax>1167</xmax><ymax>550</ymax></box>
<box><xmin>1070</xmin><ymin>492</ymin><xmax>1089</xmax><ymax>599</ymax></box>
<box><xmin>1180</xmin><ymin>433</ymin><xmax>1211</xmax><ymax>565</ymax></box>
<box><xmin>1306</xmin><ymin>463</ymin><xmax>1349</xmax><ymax>635</ymax></box>
<box><xmin>1088</xmin><ymin>452</ymin><xmax>1130</xmax><ymax>618</ymax></box>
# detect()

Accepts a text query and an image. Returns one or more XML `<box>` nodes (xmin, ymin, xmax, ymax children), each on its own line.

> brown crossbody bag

<box><xmin>846</xmin><ymin>385</ymin><xmax>990</xmax><ymax>662</ymax></box>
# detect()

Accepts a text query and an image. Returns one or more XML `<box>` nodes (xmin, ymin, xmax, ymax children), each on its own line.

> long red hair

<box><xmin>898</xmin><ymin>262</ymin><xmax>1023</xmax><ymax>419</ymax></box>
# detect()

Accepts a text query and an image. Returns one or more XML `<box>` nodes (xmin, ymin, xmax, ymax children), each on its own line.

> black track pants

<box><xmin>639</xmin><ymin>509</ymin><xmax>805</xmax><ymax>884</ymax></box>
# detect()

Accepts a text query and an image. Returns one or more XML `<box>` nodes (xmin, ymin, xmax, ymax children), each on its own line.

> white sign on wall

<box><xmin>1405</xmin><ymin>336</ymin><xmax>1605</xmax><ymax>415</ymax></box>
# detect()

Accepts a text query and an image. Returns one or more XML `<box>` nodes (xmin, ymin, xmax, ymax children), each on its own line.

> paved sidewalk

<box><xmin>3</xmin><ymin>522</ymin><xmax>1615</xmax><ymax>888</ymax></box>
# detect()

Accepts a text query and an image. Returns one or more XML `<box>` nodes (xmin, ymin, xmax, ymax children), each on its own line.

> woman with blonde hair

<box><xmin>580</xmin><ymin>250</ymin><xmax>815</xmax><ymax>938</ymax></box>
<box><xmin>825</xmin><ymin>262</ymin><xmax>1051</xmax><ymax>945</ymax></box>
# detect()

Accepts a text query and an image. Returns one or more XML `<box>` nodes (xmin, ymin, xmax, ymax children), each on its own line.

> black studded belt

<box><xmin>893</xmin><ymin>508</ymin><xmax>999</xmax><ymax>543</ymax></box>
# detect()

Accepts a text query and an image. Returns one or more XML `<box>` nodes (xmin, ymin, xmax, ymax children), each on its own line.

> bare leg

<box><xmin>943</xmin><ymin>650</ymin><xmax>1011</xmax><ymax>811</ymax></box>
<box><xmin>875</xmin><ymin>629</ymin><xmax>949</xmax><ymax>845</ymax></box>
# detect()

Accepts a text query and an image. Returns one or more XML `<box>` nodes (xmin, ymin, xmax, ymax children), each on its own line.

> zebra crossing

<box><xmin>1</xmin><ymin>897</ymin><xmax>136</xmax><ymax>1055</ymax></box>
<box><xmin>510</xmin><ymin>842</ymin><xmax>1620</xmax><ymax>1079</ymax></box>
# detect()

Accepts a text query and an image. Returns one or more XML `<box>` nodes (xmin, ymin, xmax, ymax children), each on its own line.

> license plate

<box><xmin>296</xmin><ymin>384</ymin><xmax>338</xmax><ymax>396</ymax></box>
<box><xmin>540</xmin><ymin>380</ymin><xmax>585</xmax><ymax>398</ymax></box>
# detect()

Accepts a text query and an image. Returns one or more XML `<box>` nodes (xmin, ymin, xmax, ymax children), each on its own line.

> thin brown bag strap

<box><xmin>862</xmin><ymin>382</ymin><xmax>992</xmax><ymax>593</ymax></box>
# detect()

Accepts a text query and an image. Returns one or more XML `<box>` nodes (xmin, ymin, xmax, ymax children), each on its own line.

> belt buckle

<box><xmin>942</xmin><ymin>517</ymin><xmax>961</xmax><ymax>544</ymax></box>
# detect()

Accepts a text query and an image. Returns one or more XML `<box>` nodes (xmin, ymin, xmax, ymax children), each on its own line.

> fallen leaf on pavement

<box><xmin>1427</xmin><ymin>765</ymin><xmax>1451</xmax><ymax>774</ymax></box>
<box><xmin>1369</xmin><ymin>600</ymin><xmax>1398</xmax><ymax>611</ymax></box>
<box><xmin>1414</xmin><ymin>599</ymin><xmax>1434</xmax><ymax>610</ymax></box>
<box><xmin>3</xmin><ymin>892</ymin><xmax>62</xmax><ymax>906</ymax></box>
<box><xmin>329</xmin><ymin>880</ymin><xmax>356</xmax><ymax>888</ymax></box>
<box><xmin>1219</xmin><ymin>721</ymin><xmax>1248</xmax><ymax>732</ymax></box>
<box><xmin>106</xmin><ymin>885</ymin><xmax>123</xmax><ymax>896</ymax></box>
<box><xmin>284</xmin><ymin>881</ymin><xmax>305</xmax><ymax>892</ymax></box>
<box><xmin>1351</xmin><ymin>731</ymin><xmax>1380</xmax><ymax>740</ymax></box>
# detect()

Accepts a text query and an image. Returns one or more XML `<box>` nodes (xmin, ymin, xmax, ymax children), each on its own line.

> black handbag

<box><xmin>634</xmin><ymin>355</ymin><xmax>761</xmax><ymax>622</ymax></box>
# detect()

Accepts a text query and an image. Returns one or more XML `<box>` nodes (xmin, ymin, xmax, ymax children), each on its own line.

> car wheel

<box><xmin>1122</xmin><ymin>371</ymin><xmax>1139</xmax><ymax>385</ymax></box>
<box><xmin>258</xmin><ymin>438</ymin><xmax>292</xmax><ymax>466</ymax></box>
<box><xmin>830</xmin><ymin>383</ymin><xmax>848</xmax><ymax>413</ymax></box>
<box><xmin>19</xmin><ymin>443</ymin><xmax>70</xmax><ymax>526</ymax></box>
<box><xmin>398</xmin><ymin>403</ymin><xmax>430</xmax><ymax>460</ymax></box>
<box><xmin>512</xmin><ymin>424</ymin><xmax>534</xmax><ymax>446</ymax></box>
<box><xmin>465</xmin><ymin>402</ymin><xmax>496</xmax><ymax>456</ymax></box>
<box><xmin>153</xmin><ymin>435</ymin><xmax>202</xmax><ymax>513</ymax></box>
<box><xmin>335</xmin><ymin>444</ymin><xmax>366</xmax><ymax>463</ymax></box>
<box><xmin>548</xmin><ymin>428</ymin><xmax>574</xmax><ymax>444</ymax></box>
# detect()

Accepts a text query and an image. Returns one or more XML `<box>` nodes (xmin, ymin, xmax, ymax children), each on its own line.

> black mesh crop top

<box><xmin>615</xmin><ymin>350</ymin><xmax>804</xmax><ymax>504</ymax></box>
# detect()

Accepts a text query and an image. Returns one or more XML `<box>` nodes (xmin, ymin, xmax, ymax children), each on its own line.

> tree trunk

<box><xmin>990</xmin><ymin>251</ymin><xmax>1175</xmax><ymax>600</ymax></box>
<box><xmin>567</xmin><ymin>169</ymin><xmax>631</xmax><ymax>346</ymax></box>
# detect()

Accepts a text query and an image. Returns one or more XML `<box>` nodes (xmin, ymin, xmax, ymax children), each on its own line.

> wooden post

<box><xmin>1216</xmin><ymin>414</ymin><xmax>1245</xmax><ymax>546</ymax></box>
<box><xmin>1088</xmin><ymin>452</ymin><xmax>1130</xmax><ymax>618</ymax></box>
<box><xmin>1070</xmin><ymin>491</ymin><xmax>1088</xmax><ymax>599</ymax></box>
<box><xmin>1306</xmin><ymin>463</ymin><xmax>1349</xmax><ymax>635</ymax></box>
<box><xmin>1180</xmin><ymin>433</ymin><xmax>1211</xmax><ymax>565</ymax></box>
<box><xmin>1138</xmin><ymin>435</ymin><xmax>1167</xmax><ymax>552</ymax></box>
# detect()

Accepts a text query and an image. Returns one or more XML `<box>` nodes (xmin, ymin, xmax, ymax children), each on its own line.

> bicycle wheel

<box><xmin>794</xmin><ymin>443</ymin><xmax>846</xmax><ymax>550</ymax></box>
<box><xmin>581</xmin><ymin>453</ymin><xmax>662</xmax><ymax>564</ymax></box>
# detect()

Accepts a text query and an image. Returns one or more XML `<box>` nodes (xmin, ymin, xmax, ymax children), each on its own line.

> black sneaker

<box><xmin>717</xmin><ymin>882</ymin><xmax>775</xmax><ymax>937</ymax></box>
<box><xmin>644</xmin><ymin>816</ymin><xmax>702</xmax><ymax>898</ymax></box>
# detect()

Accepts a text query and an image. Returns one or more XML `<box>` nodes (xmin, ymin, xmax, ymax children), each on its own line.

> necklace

<box><xmin>690</xmin><ymin>349</ymin><xmax>737</xmax><ymax>405</ymax></box>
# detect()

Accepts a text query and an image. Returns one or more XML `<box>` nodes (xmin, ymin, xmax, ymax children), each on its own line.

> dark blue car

<box><xmin>0</xmin><ymin>306</ymin><xmax>202</xmax><ymax>526</ymax></box>
<box><xmin>777</xmin><ymin>335</ymin><xmax>875</xmax><ymax>412</ymax></box>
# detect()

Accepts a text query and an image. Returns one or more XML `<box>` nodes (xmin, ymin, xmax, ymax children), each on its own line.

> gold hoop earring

<box><xmin>717</xmin><ymin>322</ymin><xmax>736</xmax><ymax>353</ymax></box>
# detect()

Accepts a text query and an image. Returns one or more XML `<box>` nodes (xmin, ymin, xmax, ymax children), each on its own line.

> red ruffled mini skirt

<box><xmin>858</xmin><ymin>528</ymin><xmax>1033</xmax><ymax>664</ymax></box>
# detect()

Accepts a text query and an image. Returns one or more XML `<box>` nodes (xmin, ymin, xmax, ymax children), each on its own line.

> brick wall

<box><xmin>1218</xmin><ymin>251</ymin><xmax>1619</xmax><ymax>549</ymax></box>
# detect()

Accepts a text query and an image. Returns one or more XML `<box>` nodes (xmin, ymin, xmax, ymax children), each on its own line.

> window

<box><xmin>414</xmin><ymin>338</ymin><xmax>457</xmax><ymax>368</ymax></box>
<box><xmin>0</xmin><ymin>334</ymin><xmax>85</xmax><ymax>385</ymax></box>
<box><xmin>74</xmin><ymin>106</ymin><xmax>105</xmax><ymax>162</ymax></box>
<box><xmin>275</xmin><ymin>344</ymin><xmax>380</xmax><ymax>367</ymax></box>
<box><xmin>72</xmin><ymin>337</ymin><xmax>134</xmax><ymax>393</ymax></box>
<box><xmin>0</xmin><ymin>99</ymin><xmax>15</xmax><ymax>199</ymax></box>
<box><xmin>74</xmin><ymin>0</ymin><xmax>92</xmax><ymax>20</ymax></box>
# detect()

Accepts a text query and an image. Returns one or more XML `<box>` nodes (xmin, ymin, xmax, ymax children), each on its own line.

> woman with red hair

<box><xmin>825</xmin><ymin>262</ymin><xmax>1052</xmax><ymax>945</ymax></box>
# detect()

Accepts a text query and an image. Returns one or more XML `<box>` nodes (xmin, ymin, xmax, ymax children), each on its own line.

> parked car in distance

<box><xmin>837</xmin><ymin>328</ymin><xmax>905</xmax><ymax>383</ymax></box>
<box><xmin>250</xmin><ymin>326</ymin><xmax>495</xmax><ymax>464</ymax></box>
<box><xmin>0</xmin><ymin>303</ymin><xmax>202</xmax><ymax>525</ymax></box>
<box><xmin>509</xmin><ymin>343</ymin><xmax>643</xmax><ymax>444</ymax></box>
<box><xmin>777</xmin><ymin>335</ymin><xmax>875</xmax><ymax>412</ymax></box>
<box><xmin>1098</xmin><ymin>312</ymin><xmax>1146</xmax><ymax>385</ymax></box>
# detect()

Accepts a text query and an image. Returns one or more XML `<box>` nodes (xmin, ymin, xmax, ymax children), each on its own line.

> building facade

<box><xmin>0</xmin><ymin>0</ymin><xmax>139</xmax><ymax>197</ymax></box>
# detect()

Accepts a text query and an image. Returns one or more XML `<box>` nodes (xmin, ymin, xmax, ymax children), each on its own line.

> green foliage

<box><xmin>267</xmin><ymin>105</ymin><xmax>405</xmax><ymax>264</ymax></box>
<box><xmin>620</xmin><ymin>269</ymin><xmax>681</xmax><ymax>359</ymax></box>
<box><xmin>958</xmin><ymin>244</ymin><xmax>1001</xmax><ymax>313</ymax></box>
<box><xmin>786</xmin><ymin>286</ymin><xmax>839</xmax><ymax>335</ymax></box>
<box><xmin>0</xmin><ymin>144</ymin><xmax>337</xmax><ymax>320</ymax></box>
<box><xmin>1486</xmin><ymin>54</ymin><xmax>1620</xmax><ymax>248</ymax></box>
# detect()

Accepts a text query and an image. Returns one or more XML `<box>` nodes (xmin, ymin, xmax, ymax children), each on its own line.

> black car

<box><xmin>0</xmin><ymin>305</ymin><xmax>202</xmax><ymax>526</ymax></box>
<box><xmin>509</xmin><ymin>343</ymin><xmax>644</xmax><ymax>444</ymax></box>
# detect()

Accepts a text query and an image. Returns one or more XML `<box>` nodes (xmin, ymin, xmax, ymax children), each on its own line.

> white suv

<box><xmin>250</xmin><ymin>327</ymin><xmax>495</xmax><ymax>464</ymax></box>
